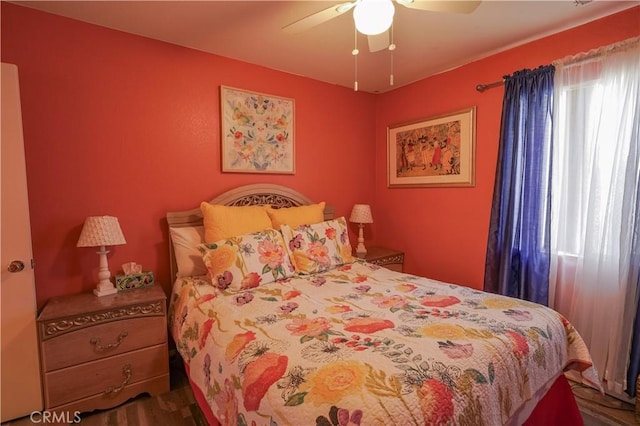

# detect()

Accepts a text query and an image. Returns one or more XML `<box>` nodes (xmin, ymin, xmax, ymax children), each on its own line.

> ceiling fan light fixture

<box><xmin>353</xmin><ymin>0</ymin><xmax>395</xmax><ymax>35</ymax></box>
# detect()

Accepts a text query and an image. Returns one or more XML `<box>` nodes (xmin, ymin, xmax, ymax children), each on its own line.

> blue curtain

<box><xmin>626</xmin><ymin>258</ymin><xmax>640</xmax><ymax>397</ymax></box>
<box><xmin>484</xmin><ymin>66</ymin><xmax>555</xmax><ymax>305</ymax></box>
<box><xmin>625</xmin><ymin>139</ymin><xmax>640</xmax><ymax>397</ymax></box>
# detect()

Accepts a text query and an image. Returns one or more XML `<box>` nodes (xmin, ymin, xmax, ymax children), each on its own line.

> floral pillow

<box><xmin>201</xmin><ymin>228</ymin><xmax>296</xmax><ymax>291</ymax></box>
<box><xmin>280</xmin><ymin>217</ymin><xmax>354</xmax><ymax>274</ymax></box>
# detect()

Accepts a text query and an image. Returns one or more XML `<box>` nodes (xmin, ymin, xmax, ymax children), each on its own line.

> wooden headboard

<box><xmin>166</xmin><ymin>183</ymin><xmax>334</xmax><ymax>279</ymax></box>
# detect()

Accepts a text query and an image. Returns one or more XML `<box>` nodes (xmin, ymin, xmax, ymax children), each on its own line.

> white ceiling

<box><xmin>10</xmin><ymin>0</ymin><xmax>639</xmax><ymax>93</ymax></box>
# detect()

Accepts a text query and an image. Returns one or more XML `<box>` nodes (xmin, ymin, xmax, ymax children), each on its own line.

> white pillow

<box><xmin>169</xmin><ymin>226</ymin><xmax>207</xmax><ymax>278</ymax></box>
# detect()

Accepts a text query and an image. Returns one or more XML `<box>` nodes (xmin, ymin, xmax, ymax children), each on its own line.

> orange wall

<box><xmin>1</xmin><ymin>3</ymin><xmax>376</xmax><ymax>308</ymax></box>
<box><xmin>374</xmin><ymin>7</ymin><xmax>639</xmax><ymax>289</ymax></box>
<box><xmin>1</xmin><ymin>3</ymin><xmax>638</xmax><ymax>307</ymax></box>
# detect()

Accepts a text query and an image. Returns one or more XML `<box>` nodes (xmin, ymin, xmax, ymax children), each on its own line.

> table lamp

<box><xmin>349</xmin><ymin>204</ymin><xmax>373</xmax><ymax>256</ymax></box>
<box><xmin>77</xmin><ymin>216</ymin><xmax>126</xmax><ymax>297</ymax></box>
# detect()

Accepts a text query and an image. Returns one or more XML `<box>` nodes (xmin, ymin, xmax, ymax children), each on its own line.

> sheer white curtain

<box><xmin>549</xmin><ymin>37</ymin><xmax>640</xmax><ymax>397</ymax></box>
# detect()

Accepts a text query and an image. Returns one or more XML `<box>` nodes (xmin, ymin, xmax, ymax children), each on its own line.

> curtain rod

<box><xmin>477</xmin><ymin>36</ymin><xmax>638</xmax><ymax>93</ymax></box>
<box><xmin>476</xmin><ymin>80</ymin><xmax>504</xmax><ymax>92</ymax></box>
<box><xmin>553</xmin><ymin>35</ymin><xmax>638</xmax><ymax>67</ymax></box>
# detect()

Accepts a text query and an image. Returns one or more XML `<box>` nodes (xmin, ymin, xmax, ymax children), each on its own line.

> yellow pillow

<box><xmin>266</xmin><ymin>202</ymin><xmax>326</xmax><ymax>229</ymax></box>
<box><xmin>200</xmin><ymin>203</ymin><xmax>271</xmax><ymax>243</ymax></box>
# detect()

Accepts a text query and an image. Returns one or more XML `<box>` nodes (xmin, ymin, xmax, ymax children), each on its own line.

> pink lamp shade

<box><xmin>349</xmin><ymin>204</ymin><xmax>373</xmax><ymax>224</ymax></box>
<box><xmin>77</xmin><ymin>216</ymin><xmax>126</xmax><ymax>247</ymax></box>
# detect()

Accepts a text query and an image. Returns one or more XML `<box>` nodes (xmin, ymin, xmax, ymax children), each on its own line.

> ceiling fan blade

<box><xmin>396</xmin><ymin>0</ymin><xmax>481</xmax><ymax>14</ymax></box>
<box><xmin>368</xmin><ymin>31</ymin><xmax>390</xmax><ymax>52</ymax></box>
<box><xmin>282</xmin><ymin>2</ymin><xmax>357</xmax><ymax>34</ymax></box>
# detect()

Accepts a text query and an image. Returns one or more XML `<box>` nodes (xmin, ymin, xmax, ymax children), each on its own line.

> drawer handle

<box><xmin>104</xmin><ymin>364</ymin><xmax>132</xmax><ymax>395</ymax></box>
<box><xmin>90</xmin><ymin>331</ymin><xmax>128</xmax><ymax>351</ymax></box>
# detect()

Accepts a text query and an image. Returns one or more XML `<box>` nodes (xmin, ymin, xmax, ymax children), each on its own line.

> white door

<box><xmin>1</xmin><ymin>62</ymin><xmax>43</xmax><ymax>421</ymax></box>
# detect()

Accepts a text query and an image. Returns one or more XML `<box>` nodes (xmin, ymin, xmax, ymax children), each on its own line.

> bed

<box><xmin>166</xmin><ymin>184</ymin><xmax>600</xmax><ymax>426</ymax></box>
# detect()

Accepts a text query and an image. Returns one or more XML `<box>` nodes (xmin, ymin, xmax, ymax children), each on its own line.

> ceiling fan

<box><xmin>282</xmin><ymin>0</ymin><xmax>481</xmax><ymax>53</ymax></box>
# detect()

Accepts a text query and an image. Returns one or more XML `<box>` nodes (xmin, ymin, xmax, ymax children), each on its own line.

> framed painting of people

<box><xmin>388</xmin><ymin>107</ymin><xmax>476</xmax><ymax>187</ymax></box>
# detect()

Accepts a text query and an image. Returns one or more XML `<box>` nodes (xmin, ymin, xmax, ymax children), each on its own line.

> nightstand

<box><xmin>357</xmin><ymin>246</ymin><xmax>404</xmax><ymax>272</ymax></box>
<box><xmin>37</xmin><ymin>285</ymin><xmax>170</xmax><ymax>414</ymax></box>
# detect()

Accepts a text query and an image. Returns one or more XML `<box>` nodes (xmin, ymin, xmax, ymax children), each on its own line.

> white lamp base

<box><xmin>94</xmin><ymin>281</ymin><xmax>118</xmax><ymax>297</ymax></box>
<box><xmin>355</xmin><ymin>223</ymin><xmax>367</xmax><ymax>256</ymax></box>
<box><xmin>356</xmin><ymin>244</ymin><xmax>367</xmax><ymax>256</ymax></box>
<box><xmin>93</xmin><ymin>245</ymin><xmax>117</xmax><ymax>297</ymax></box>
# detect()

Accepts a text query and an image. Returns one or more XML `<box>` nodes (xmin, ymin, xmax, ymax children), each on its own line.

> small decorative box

<box><xmin>115</xmin><ymin>272</ymin><xmax>154</xmax><ymax>292</ymax></box>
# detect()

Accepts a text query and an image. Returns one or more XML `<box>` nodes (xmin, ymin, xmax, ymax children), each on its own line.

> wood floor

<box><xmin>3</xmin><ymin>355</ymin><xmax>637</xmax><ymax>425</ymax></box>
<box><xmin>571</xmin><ymin>381</ymin><xmax>637</xmax><ymax>426</ymax></box>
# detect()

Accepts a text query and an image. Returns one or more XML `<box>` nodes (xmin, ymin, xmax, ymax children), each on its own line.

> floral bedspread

<box><xmin>169</xmin><ymin>261</ymin><xmax>599</xmax><ymax>426</ymax></box>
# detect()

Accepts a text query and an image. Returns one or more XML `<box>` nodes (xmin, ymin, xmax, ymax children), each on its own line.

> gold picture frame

<box><xmin>388</xmin><ymin>106</ymin><xmax>476</xmax><ymax>187</ymax></box>
<box><xmin>220</xmin><ymin>85</ymin><xmax>295</xmax><ymax>174</ymax></box>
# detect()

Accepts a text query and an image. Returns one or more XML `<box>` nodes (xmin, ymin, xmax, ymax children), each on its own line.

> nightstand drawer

<box><xmin>44</xmin><ymin>343</ymin><xmax>168</xmax><ymax>408</ymax></box>
<box><xmin>41</xmin><ymin>316</ymin><xmax>166</xmax><ymax>372</ymax></box>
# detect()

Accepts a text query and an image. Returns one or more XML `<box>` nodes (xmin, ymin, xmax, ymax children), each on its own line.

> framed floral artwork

<box><xmin>387</xmin><ymin>106</ymin><xmax>476</xmax><ymax>187</ymax></box>
<box><xmin>220</xmin><ymin>86</ymin><xmax>295</xmax><ymax>174</ymax></box>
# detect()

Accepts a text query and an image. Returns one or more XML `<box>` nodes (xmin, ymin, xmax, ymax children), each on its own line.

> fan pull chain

<box><xmin>389</xmin><ymin>23</ymin><xmax>395</xmax><ymax>86</ymax></box>
<box><xmin>352</xmin><ymin>26</ymin><xmax>359</xmax><ymax>91</ymax></box>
